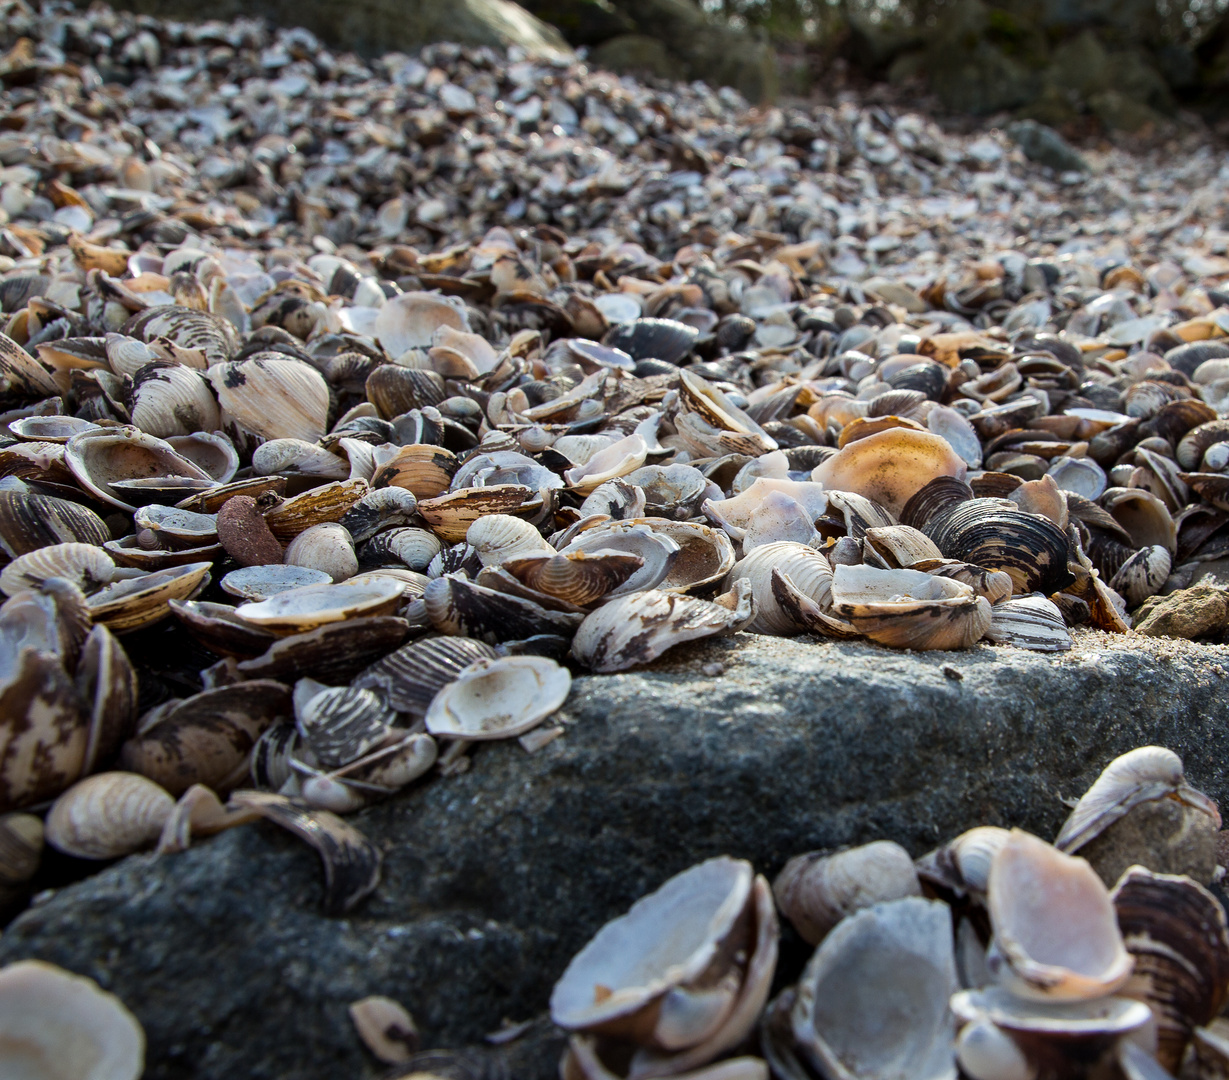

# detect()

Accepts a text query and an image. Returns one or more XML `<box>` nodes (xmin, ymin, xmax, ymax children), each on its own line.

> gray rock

<box><xmin>103</xmin><ymin>0</ymin><xmax>573</xmax><ymax>59</ymax></box>
<box><xmin>1006</xmin><ymin>119</ymin><xmax>1090</xmax><ymax>173</ymax></box>
<box><xmin>6</xmin><ymin>630</ymin><xmax>1229</xmax><ymax>1078</ymax></box>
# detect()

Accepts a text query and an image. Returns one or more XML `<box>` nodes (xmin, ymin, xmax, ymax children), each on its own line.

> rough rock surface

<box><xmin>102</xmin><ymin>0</ymin><xmax>573</xmax><ymax>60</ymax></box>
<box><xmin>1135</xmin><ymin>584</ymin><xmax>1229</xmax><ymax>639</ymax></box>
<box><xmin>6</xmin><ymin>630</ymin><xmax>1229</xmax><ymax>1078</ymax></box>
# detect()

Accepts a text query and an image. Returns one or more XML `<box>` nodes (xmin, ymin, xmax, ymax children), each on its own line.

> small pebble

<box><xmin>216</xmin><ymin>496</ymin><xmax>284</xmax><ymax>567</ymax></box>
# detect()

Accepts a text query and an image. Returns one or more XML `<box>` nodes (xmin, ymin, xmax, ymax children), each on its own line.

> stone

<box><xmin>1005</xmin><ymin>119</ymin><xmax>1090</xmax><ymax>173</ymax></box>
<box><xmin>1135</xmin><ymin>584</ymin><xmax>1229</xmax><ymax>639</ymax></box>
<box><xmin>928</xmin><ymin>41</ymin><xmax>1038</xmax><ymax>115</ymax></box>
<box><xmin>1078</xmin><ymin>797</ymin><xmax>1219</xmax><ymax>889</ymax></box>
<box><xmin>102</xmin><ymin>0</ymin><xmax>573</xmax><ymax>60</ymax></box>
<box><xmin>5</xmin><ymin>630</ymin><xmax>1229</xmax><ymax>1078</ymax></box>
<box><xmin>1089</xmin><ymin>90</ymin><xmax>1166</xmax><ymax>133</ymax></box>
<box><xmin>216</xmin><ymin>496</ymin><xmax>283</xmax><ymax>568</ymax></box>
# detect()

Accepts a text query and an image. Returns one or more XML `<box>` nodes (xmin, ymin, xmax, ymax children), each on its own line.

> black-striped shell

<box><xmin>353</xmin><ymin>636</ymin><xmax>498</xmax><ymax>715</ymax></box>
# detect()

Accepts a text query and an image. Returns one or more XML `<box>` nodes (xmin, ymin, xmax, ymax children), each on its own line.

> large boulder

<box><xmin>5</xmin><ymin>630</ymin><xmax>1229</xmax><ymax>1078</ymax></box>
<box><xmin>99</xmin><ymin>0</ymin><xmax>574</xmax><ymax>59</ymax></box>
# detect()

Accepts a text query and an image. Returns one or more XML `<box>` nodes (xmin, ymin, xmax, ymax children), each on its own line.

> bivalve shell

<box><xmin>45</xmin><ymin>772</ymin><xmax>175</xmax><ymax>859</ymax></box>
<box><xmin>235</xmin><ymin>578</ymin><xmax>404</xmax><ymax>633</ymax></box>
<box><xmin>425</xmin><ymin>655</ymin><xmax>572</xmax><ymax>740</ymax></box>
<box><xmin>284</xmin><ymin>523</ymin><xmax>358</xmax><ymax>583</ymax></box>
<box><xmin>65</xmin><ymin>427</ymin><xmax>213</xmax><ymax>511</ymax></box>
<box><xmin>353</xmin><ymin>636</ymin><xmax>499</xmax><ymax>715</ymax></box>
<box><xmin>87</xmin><ymin>562</ymin><xmax>212</xmax><ymax>632</ymax></box>
<box><xmin>0</xmin><ymin>543</ymin><xmax>115</xmax><ymax>596</ymax></box>
<box><xmin>208</xmin><ymin>355</ymin><xmax>330</xmax><ymax>443</ymax></box>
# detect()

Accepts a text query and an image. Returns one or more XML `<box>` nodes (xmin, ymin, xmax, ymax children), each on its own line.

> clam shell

<box><xmin>208</xmin><ymin>354</ymin><xmax>330</xmax><ymax>443</ymax></box>
<box><xmin>77</xmin><ymin>623</ymin><xmax>139</xmax><ymax>775</ymax></box>
<box><xmin>812</xmin><ymin>428</ymin><xmax>967</xmax><ymax>517</ymax></box>
<box><xmin>7</xmin><ymin>415</ymin><xmax>101</xmax><ymax>442</ymax></box>
<box><xmin>360</xmin><ymin>526</ymin><xmax>442</xmax><ymax>571</ymax></box>
<box><xmin>984</xmin><ymin>595</ymin><xmax>1073</xmax><ymax>652</ymax></box>
<box><xmin>298</xmin><ymin>686</ymin><xmax>398</xmax><ymax>768</ymax></box>
<box><xmin>353</xmin><ymin>636</ymin><xmax>499</xmax><ymax>715</ymax></box>
<box><xmin>235</xmin><ymin>616</ymin><xmax>410</xmax><ymax>683</ymax></box>
<box><xmin>166</xmin><ymin>431</ymin><xmax>239</xmax><ymax>483</ymax></box>
<box><xmin>235</xmin><ymin>578</ymin><xmax>404</xmax><ymax>634</ymax></box>
<box><xmin>0</xmin><ymin>490</ymin><xmax>110</xmax><ymax>556</ymax></box>
<box><xmin>467</xmin><ymin>514</ymin><xmax>554</xmax><ymax>567</ymax></box>
<box><xmin>650</xmin><ymin>520</ymin><xmax>736</xmax><ymax>596</ymax></box>
<box><xmin>773</xmin><ymin>842</ymin><xmax>922</xmax><ymax>946</ymax></box>
<box><xmin>0</xmin><ymin>811</ymin><xmax>44</xmax><ymax>884</ymax></box>
<box><xmin>263</xmin><ymin>478</ymin><xmax>369</xmax><ymax>541</ymax></box>
<box><xmin>423</xmin><ymin>574</ymin><xmax>585</xmax><ymax>643</ymax></box>
<box><xmin>65</xmin><ymin>427</ymin><xmax>213</xmax><ymax>511</ymax></box>
<box><xmin>0</xmin><ymin>647</ymin><xmax>84</xmax><ymax>811</ymax></box>
<box><xmin>727</xmin><ymin>542</ymin><xmax>833</xmax><ymax>635</ymax></box>
<box><xmin>130</xmin><ymin>361</ymin><xmax>220</xmax><ymax>438</ymax></box>
<box><xmin>0</xmin><ymin>542</ymin><xmax>115</xmax><ymax>596</ymax></box>
<box><xmin>221</xmin><ymin>565</ymin><xmax>332</xmax><ymax>602</ymax></box>
<box><xmin>503</xmin><ymin>550</ymin><xmax>644</xmax><ymax>607</ymax></box>
<box><xmin>119</xmin><ymin>681</ymin><xmax>292</xmax><ymax>796</ymax></box>
<box><xmin>124</xmin><ymin>305</ymin><xmax>236</xmax><ymax>366</ymax></box>
<box><xmin>425</xmin><ymin>655</ymin><xmax>572</xmax><ymax>740</ymax></box>
<box><xmin>372</xmin><ymin>444</ymin><xmax>458</xmax><ymax>499</ymax></box>
<box><xmin>45</xmin><ymin>771</ymin><xmax>175</xmax><ymax>859</ymax></box>
<box><xmin>374</xmin><ymin>291</ymin><xmax>471</xmax><ymax>359</ymax></box>
<box><xmin>0</xmin><ymin>329</ymin><xmax>60</xmax><ymax>397</ymax></box>
<box><xmin>559</xmin><ymin>521</ymin><xmax>680</xmax><ymax>597</ymax></box>
<box><xmin>349</xmin><ymin>996</ymin><xmax>419</xmax><ymax>1065</ymax></box>
<box><xmin>284</xmin><ymin>522</ymin><xmax>358</xmax><ymax>583</ymax></box>
<box><xmin>418</xmin><ymin>484</ymin><xmax>538</xmax><ymax>543</ymax></box>
<box><xmin>365</xmin><ymin>364</ymin><xmax>445</xmax><ymax>418</ymax></box>
<box><xmin>0</xmin><ymin>960</ymin><xmax>145</xmax><ymax>1080</ymax></box>
<box><xmin>570</xmin><ymin>581</ymin><xmax>754</xmax><ymax>674</ymax></box>
<box><xmin>133</xmin><ymin>504</ymin><xmax>218</xmax><ymax>547</ymax></box>
<box><xmin>1108</xmin><ymin>545</ymin><xmax>1171</xmax><ymax>607</ymax></box>
<box><xmin>252</xmin><ymin>439</ymin><xmax>349</xmax><ymax>480</ymax></box>
<box><xmin>916</xmin><ymin>826</ymin><xmax>1010</xmax><ymax>900</ymax></box>
<box><xmin>87</xmin><ymin>561</ymin><xmax>212</xmax><ymax>632</ymax></box>
<box><xmin>169</xmin><ymin>599</ymin><xmax>279</xmax><ymax>659</ymax></box>
<box><xmin>339</xmin><ymin>488</ymin><xmax>418</xmax><ymax>544</ymax></box>
<box><xmin>250</xmin><ymin>721</ymin><xmax>300</xmax><ymax>790</ymax></box>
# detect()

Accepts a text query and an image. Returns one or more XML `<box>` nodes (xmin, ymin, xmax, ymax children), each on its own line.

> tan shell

<box><xmin>984</xmin><ymin>595</ymin><xmax>1073</xmax><ymax>652</ymax></box>
<box><xmin>651</xmin><ymin>520</ymin><xmax>737</xmax><ymax>595</ymax></box>
<box><xmin>418</xmin><ymin>485</ymin><xmax>537</xmax><ymax>543</ymax></box>
<box><xmin>349</xmin><ymin>996</ymin><xmax>419</xmax><ymax>1065</ymax></box>
<box><xmin>263</xmin><ymin>479</ymin><xmax>369</xmax><ymax>541</ymax></box>
<box><xmin>130</xmin><ymin>362</ymin><xmax>221</xmax><ymax>438</ymax></box>
<box><xmin>559</xmin><ymin>520</ymin><xmax>681</xmax><ymax>597</ymax></box>
<box><xmin>915</xmin><ymin>826</ymin><xmax>1011</xmax><ymax>900</ymax></box>
<box><xmin>374</xmin><ymin>291</ymin><xmax>471</xmax><ymax>359</ymax></box>
<box><xmin>862</xmin><ymin>525</ymin><xmax>944</xmax><ymax>568</ymax></box>
<box><xmin>565</xmin><ymin>434</ymin><xmax>649</xmax><ymax>494</ymax></box>
<box><xmin>45</xmin><ymin>771</ymin><xmax>175</xmax><ymax>859</ymax></box>
<box><xmin>0</xmin><ymin>543</ymin><xmax>115</xmax><ymax>596</ymax></box>
<box><xmin>502</xmin><ymin>550</ymin><xmax>643</xmax><ymax>606</ymax></box>
<box><xmin>65</xmin><ymin>427</ymin><xmax>213</xmax><ymax>511</ymax></box>
<box><xmin>727</xmin><ymin>542</ymin><xmax>833</xmax><ymax>635</ymax></box>
<box><xmin>284</xmin><ymin>523</ymin><xmax>358</xmax><ymax>583</ymax></box>
<box><xmin>166</xmin><ymin>431</ymin><xmax>239</xmax><ymax>483</ymax></box>
<box><xmin>372</xmin><ymin>443</ymin><xmax>458</xmax><ymax>499</ymax></box>
<box><xmin>0</xmin><ymin>811</ymin><xmax>44</xmax><ymax>884</ymax></box>
<box><xmin>424</xmin><ymin>655</ymin><xmax>572</xmax><ymax>740</ymax></box>
<box><xmin>87</xmin><ymin>561</ymin><xmax>212</xmax><ymax>633</ymax></box>
<box><xmin>0</xmin><ymin>959</ymin><xmax>145</xmax><ymax>1080</ymax></box>
<box><xmin>208</xmin><ymin>355</ymin><xmax>330</xmax><ymax>443</ymax></box>
<box><xmin>812</xmin><ymin>428</ymin><xmax>968</xmax><ymax>517</ymax></box>
<box><xmin>773</xmin><ymin>841</ymin><xmax>922</xmax><ymax>946</ymax></box>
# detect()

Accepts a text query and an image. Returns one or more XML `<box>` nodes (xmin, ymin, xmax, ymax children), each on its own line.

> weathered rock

<box><xmin>1006</xmin><ymin>119</ymin><xmax>1090</xmax><ymax>173</ymax></box>
<box><xmin>5</xmin><ymin>630</ymin><xmax>1229</xmax><ymax>1078</ymax></box>
<box><xmin>590</xmin><ymin>33</ymin><xmax>675</xmax><ymax>81</ymax></box>
<box><xmin>1135</xmin><ymin>584</ymin><xmax>1229</xmax><ymax>639</ymax></box>
<box><xmin>1079</xmin><ymin>797</ymin><xmax>1219</xmax><ymax>889</ymax></box>
<box><xmin>102</xmin><ymin>0</ymin><xmax>573</xmax><ymax>59</ymax></box>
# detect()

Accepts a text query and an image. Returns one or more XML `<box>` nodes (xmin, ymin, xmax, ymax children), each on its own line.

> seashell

<box><xmin>65</xmin><ymin>427</ymin><xmax>213</xmax><ymax>511</ymax></box>
<box><xmin>915</xmin><ymin>826</ymin><xmax>1011</xmax><ymax>901</ymax></box>
<box><xmin>862</xmin><ymin>525</ymin><xmax>944</xmax><ymax>568</ymax></box>
<box><xmin>372</xmin><ymin>443</ymin><xmax>458</xmax><ymax>499</ymax></box>
<box><xmin>1099</xmin><ymin>488</ymin><xmax>1176</xmax><ymax>554</ymax></box>
<box><xmin>361</xmin><ymin>526</ymin><xmax>442</xmax><ymax>572</ymax></box>
<box><xmin>571</xmin><ymin>581</ymin><xmax>754</xmax><ymax>673</ymax></box>
<box><xmin>45</xmin><ymin>771</ymin><xmax>175</xmax><ymax>859</ymax></box>
<box><xmin>424</xmin><ymin>574</ymin><xmax>585</xmax><ymax>643</ymax></box>
<box><xmin>338</xmin><ymin>488</ymin><xmax>418</xmax><ymax>544</ymax></box>
<box><xmin>0</xmin><ymin>490</ymin><xmax>108</xmax><ymax>558</ymax></box>
<box><xmin>922</xmin><ymin>499</ymin><xmax>1075</xmax><ymax>596</ymax></box>
<box><xmin>1177</xmin><ymin>420</ymin><xmax>1229</xmax><ymax>471</ymax></box>
<box><xmin>349</xmin><ymin>995</ymin><xmax>419</xmax><ymax>1065</ymax></box>
<box><xmin>226</xmin><ymin>790</ymin><xmax>381</xmax><ymax>916</ymax></box>
<box><xmin>208</xmin><ymin>355</ymin><xmax>330</xmax><ymax>443</ymax></box>
<box><xmin>0</xmin><ymin>810</ymin><xmax>44</xmax><ymax>884</ymax></box>
<box><xmin>175</xmin><ymin>476</ymin><xmax>287</xmax><ymax>515</ymax></box>
<box><xmin>76</xmin><ymin>624</ymin><xmax>139</xmax><ymax>776</ymax></box>
<box><xmin>365</xmin><ymin>364</ymin><xmax>446</xmax><ymax>418</ymax></box>
<box><xmin>1046</xmin><ymin>457</ymin><xmax>1106</xmax><ymax>501</ymax></box>
<box><xmin>221</xmin><ymin>565</ymin><xmax>331</xmax><ymax>602</ymax></box>
<box><xmin>374</xmin><ymin>291</ymin><xmax>471</xmax><ymax>359</ymax></box>
<box><xmin>951</xmin><ymin>987</ymin><xmax>1152</xmax><ymax>1080</ymax></box>
<box><xmin>284</xmin><ymin>523</ymin><xmax>358</xmax><ymax>583</ymax></box>
<box><xmin>130</xmin><ymin>361</ymin><xmax>220</xmax><ymax>438</ymax></box>
<box><xmin>235</xmin><ymin>616</ymin><xmax>409</xmax><ymax>684</ymax></box>
<box><xmin>154</xmin><ymin>783</ymin><xmax>263</xmax><ymax>855</ymax></box>
<box><xmin>787</xmin><ymin>897</ymin><xmax>958</xmax><ymax>1080</ymax></box>
<box><xmin>704</xmin><ymin>478</ymin><xmax>828</xmax><ymax>542</ymax></box>
<box><xmin>727</xmin><ymin>542</ymin><xmax>833</xmax><ymax>635</ymax></box>
<box><xmin>425</xmin><ymin>655</ymin><xmax>572</xmax><ymax>740</ymax></box>
<box><xmin>105</xmin><ymin>332</ymin><xmax>161</xmax><ymax>376</ymax></box>
<box><xmin>428</xmin><ymin>325</ymin><xmax>499</xmax><ymax>379</ymax></box>
<box><xmin>235</xmin><ymin>578</ymin><xmax>404</xmax><ymax>634</ymax></box>
<box><xmin>298</xmin><ymin>685</ymin><xmax>398</xmax><ymax>768</ymax></box>
<box><xmin>1054</xmin><ymin>746</ymin><xmax>1220</xmax><ymax>856</ymax></box>
<box><xmin>253</xmin><ymin>439</ymin><xmax>349</xmax><ymax>480</ymax></box>
<box><xmin>467</xmin><ymin>514</ymin><xmax>554</xmax><ymax>567</ymax></box>
<box><xmin>250</xmin><ymin>721</ymin><xmax>300</xmax><ymax>790</ymax></box>
<box><xmin>0</xmin><ymin>329</ymin><xmax>60</xmax><ymax>397</ymax></box>
<box><xmin>646</xmin><ymin>520</ymin><xmax>736</xmax><ymax>596</ymax></box>
<box><xmin>120</xmin><ymin>681</ymin><xmax>292</xmax><ymax>796</ymax></box>
<box><xmin>1193</xmin><ymin>1020</ymin><xmax>1229</xmax><ymax>1080</ymax></box>
<box><xmin>503</xmin><ymin>550</ymin><xmax>644</xmax><ymax>606</ymax></box>
<box><xmin>133</xmin><ymin>504</ymin><xmax>218</xmax><ymax>548</ymax></box>
<box><xmin>0</xmin><ymin>960</ymin><xmax>145</xmax><ymax>1080</ymax></box>
<box><xmin>773</xmin><ymin>841</ymin><xmax>922</xmax><ymax>946</ymax></box>
<box><xmin>565</xmin><ymin>434</ymin><xmax>649</xmax><ymax>494</ymax></box>
<box><xmin>0</xmin><ymin>543</ymin><xmax>115</xmax><ymax>597</ymax></box>
<box><xmin>263</xmin><ymin>478</ymin><xmax>369</xmax><ymax>541</ymax></box>
<box><xmin>1108</xmin><ymin>545</ymin><xmax>1171</xmax><ymax>607</ymax></box>
<box><xmin>985</xmin><ymin>829</ymin><xmax>1133</xmax><ymax>1002</ymax></box>
<box><xmin>87</xmin><ymin>562</ymin><xmax>212</xmax><ymax>633</ymax></box>
<box><xmin>559</xmin><ymin>521</ymin><xmax>680</xmax><ymax>597</ymax></box>
<box><xmin>7</xmin><ymin>415</ymin><xmax>101</xmax><ymax>442</ymax></box>
<box><xmin>1110</xmin><ymin>866</ymin><xmax>1229</xmax><ymax>1073</ymax></box>
<box><xmin>124</xmin><ymin>305</ymin><xmax>237</xmax><ymax>367</ymax></box>
<box><xmin>418</xmin><ymin>484</ymin><xmax>537</xmax><ymax>543</ymax></box>
<box><xmin>1007</xmin><ymin>475</ymin><xmax>1068</xmax><ymax>529</ymax></box>
<box><xmin>166</xmin><ymin>431</ymin><xmax>239</xmax><ymax>483</ymax></box>
<box><xmin>813</xmin><ymin>428</ymin><xmax>967</xmax><ymax>518</ymax></box>
<box><xmin>604</xmin><ymin>317</ymin><xmax>699</xmax><ymax>365</ymax></box>
<box><xmin>900</xmin><ymin>476</ymin><xmax>974</xmax><ymax>532</ymax></box>
<box><xmin>170</xmin><ymin>599</ymin><xmax>279</xmax><ymax>659</ymax></box>
<box><xmin>623</xmin><ymin>465</ymin><xmax>709</xmax><ymax>520</ymax></box>
<box><xmin>830</xmin><ymin>564</ymin><xmax>992</xmax><ymax>650</ymax></box>
<box><xmin>984</xmin><ymin>595</ymin><xmax>1073</xmax><ymax>652</ymax></box>
<box><xmin>354</xmin><ymin>636</ymin><xmax>499</xmax><ymax>716</ymax></box>
<box><xmin>452</xmin><ymin>449</ymin><xmax>565</xmax><ymax>497</ymax></box>
<box><xmin>837</xmin><ymin>414</ymin><xmax>928</xmax><ymax>449</ymax></box>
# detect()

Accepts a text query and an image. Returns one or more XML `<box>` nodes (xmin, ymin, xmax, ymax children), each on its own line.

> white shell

<box><xmin>0</xmin><ymin>960</ymin><xmax>145</xmax><ymax>1080</ymax></box>
<box><xmin>221</xmin><ymin>565</ymin><xmax>332</xmax><ymax>602</ymax></box>
<box><xmin>130</xmin><ymin>363</ymin><xmax>220</xmax><ymax>438</ymax></box>
<box><xmin>559</xmin><ymin>521</ymin><xmax>679</xmax><ymax>597</ymax></box>
<box><xmin>374</xmin><ymin>292</ymin><xmax>471</xmax><ymax>359</ymax></box>
<box><xmin>284</xmin><ymin>523</ymin><xmax>358</xmax><ymax>583</ymax></box>
<box><xmin>253</xmin><ymin>439</ymin><xmax>349</xmax><ymax>480</ymax></box>
<box><xmin>916</xmin><ymin>826</ymin><xmax>1011</xmax><ymax>899</ymax></box>
<box><xmin>985</xmin><ymin>829</ymin><xmax>1133</xmax><ymax>1002</ymax></box>
<box><xmin>565</xmin><ymin>434</ymin><xmax>649</xmax><ymax>494</ymax></box>
<box><xmin>45</xmin><ymin>772</ymin><xmax>175</xmax><ymax>859</ymax></box>
<box><xmin>208</xmin><ymin>356</ymin><xmax>330</xmax><ymax>443</ymax></box>
<box><xmin>466</xmin><ymin>514</ymin><xmax>554</xmax><ymax>567</ymax></box>
<box><xmin>425</xmin><ymin>655</ymin><xmax>571</xmax><ymax>740</ymax></box>
<box><xmin>727</xmin><ymin>542</ymin><xmax>833</xmax><ymax>635</ymax></box>
<box><xmin>0</xmin><ymin>543</ymin><xmax>115</xmax><ymax>597</ymax></box>
<box><xmin>790</xmin><ymin>897</ymin><xmax>958</xmax><ymax>1080</ymax></box>
<box><xmin>235</xmin><ymin>578</ymin><xmax>403</xmax><ymax>632</ymax></box>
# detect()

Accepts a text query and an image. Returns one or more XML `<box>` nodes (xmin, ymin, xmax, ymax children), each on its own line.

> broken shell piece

<box><xmin>45</xmin><ymin>772</ymin><xmax>175</xmax><ymax>859</ymax></box>
<box><xmin>571</xmin><ymin>582</ymin><xmax>754</xmax><ymax>673</ymax></box>
<box><xmin>350</xmin><ymin>996</ymin><xmax>419</xmax><ymax>1064</ymax></box>
<box><xmin>773</xmin><ymin>841</ymin><xmax>922</xmax><ymax>946</ymax></box>
<box><xmin>156</xmin><ymin>783</ymin><xmax>262</xmax><ymax>855</ymax></box>
<box><xmin>986</xmin><ymin>829</ymin><xmax>1133</xmax><ymax>1002</ymax></box>
<box><xmin>565</xmin><ymin>434</ymin><xmax>649</xmax><ymax>494</ymax></box>
<box><xmin>1054</xmin><ymin>747</ymin><xmax>1220</xmax><ymax>855</ymax></box>
<box><xmin>830</xmin><ymin>564</ymin><xmax>992</xmax><ymax>650</ymax></box>
<box><xmin>788</xmin><ymin>897</ymin><xmax>958</xmax><ymax>1080</ymax></box>
<box><xmin>0</xmin><ymin>959</ymin><xmax>145</xmax><ymax>1080</ymax></box>
<box><xmin>226</xmin><ymin>790</ymin><xmax>382</xmax><ymax>915</ymax></box>
<box><xmin>727</xmin><ymin>542</ymin><xmax>833</xmax><ymax>635</ymax></box>
<box><xmin>425</xmin><ymin>655</ymin><xmax>572</xmax><ymax>740</ymax></box>
<box><xmin>235</xmin><ymin>578</ymin><xmax>404</xmax><ymax>633</ymax></box>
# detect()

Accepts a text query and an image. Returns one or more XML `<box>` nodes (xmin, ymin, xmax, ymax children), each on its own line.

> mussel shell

<box><xmin>423</xmin><ymin>574</ymin><xmax>584</xmax><ymax>644</ymax></box>
<box><xmin>922</xmin><ymin>499</ymin><xmax>1075</xmax><ymax>595</ymax></box>
<box><xmin>353</xmin><ymin>636</ymin><xmax>499</xmax><ymax>715</ymax></box>
<box><xmin>899</xmin><ymin>476</ymin><xmax>974</xmax><ymax>532</ymax></box>
<box><xmin>603</xmin><ymin>318</ymin><xmax>699</xmax><ymax>365</ymax></box>
<box><xmin>0</xmin><ymin>490</ymin><xmax>110</xmax><ymax>557</ymax></box>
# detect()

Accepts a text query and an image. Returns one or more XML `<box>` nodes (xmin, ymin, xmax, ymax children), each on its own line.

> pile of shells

<box><xmin>547</xmin><ymin>744</ymin><xmax>1229</xmax><ymax>1080</ymax></box>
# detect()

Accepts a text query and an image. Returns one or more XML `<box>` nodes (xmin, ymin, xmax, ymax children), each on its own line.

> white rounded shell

<box><xmin>45</xmin><ymin>772</ymin><xmax>175</xmax><ymax>860</ymax></box>
<box><xmin>424</xmin><ymin>656</ymin><xmax>571</xmax><ymax>740</ymax></box>
<box><xmin>0</xmin><ymin>959</ymin><xmax>145</xmax><ymax>1080</ymax></box>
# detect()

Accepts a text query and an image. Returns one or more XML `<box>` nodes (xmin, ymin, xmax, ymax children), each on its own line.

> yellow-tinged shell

<box><xmin>418</xmin><ymin>485</ymin><xmax>537</xmax><ymax>544</ymax></box>
<box><xmin>45</xmin><ymin>772</ymin><xmax>175</xmax><ymax>859</ymax></box>
<box><xmin>811</xmin><ymin>428</ymin><xmax>967</xmax><ymax>517</ymax></box>
<box><xmin>87</xmin><ymin>562</ymin><xmax>212</xmax><ymax>633</ymax></box>
<box><xmin>371</xmin><ymin>444</ymin><xmax>457</xmax><ymax>499</ymax></box>
<box><xmin>502</xmin><ymin>550</ymin><xmax>643</xmax><ymax>606</ymax></box>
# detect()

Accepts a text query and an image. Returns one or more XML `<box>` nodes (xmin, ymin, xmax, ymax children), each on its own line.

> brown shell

<box><xmin>169</xmin><ymin>599</ymin><xmax>280</xmax><ymax>659</ymax></box>
<box><xmin>418</xmin><ymin>485</ymin><xmax>538</xmax><ymax>544</ymax></box>
<box><xmin>263</xmin><ymin>479</ymin><xmax>369</xmax><ymax>541</ymax></box>
<box><xmin>234</xmin><ymin>616</ymin><xmax>410</xmax><ymax>683</ymax></box>
<box><xmin>503</xmin><ymin>550</ymin><xmax>644</xmax><ymax>606</ymax></box>
<box><xmin>0</xmin><ymin>649</ymin><xmax>85</xmax><ymax>812</ymax></box>
<box><xmin>119</xmin><ymin>680</ymin><xmax>292</xmax><ymax>796</ymax></box>
<box><xmin>87</xmin><ymin>562</ymin><xmax>212</xmax><ymax>633</ymax></box>
<box><xmin>0</xmin><ymin>490</ymin><xmax>110</xmax><ymax>558</ymax></box>
<box><xmin>365</xmin><ymin>365</ymin><xmax>446</xmax><ymax>419</ymax></box>
<box><xmin>371</xmin><ymin>444</ymin><xmax>458</xmax><ymax>499</ymax></box>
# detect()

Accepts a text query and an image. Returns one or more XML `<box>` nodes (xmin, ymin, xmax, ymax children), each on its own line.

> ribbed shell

<box><xmin>124</xmin><ymin>305</ymin><xmax>237</xmax><ymax>366</ymax></box>
<box><xmin>423</xmin><ymin>574</ymin><xmax>584</xmax><ymax>644</ymax></box>
<box><xmin>65</xmin><ymin>427</ymin><xmax>213</xmax><ymax>511</ymax></box>
<box><xmin>503</xmin><ymin>550</ymin><xmax>643</xmax><ymax>606</ymax></box>
<box><xmin>208</xmin><ymin>355</ymin><xmax>330</xmax><ymax>443</ymax></box>
<box><xmin>365</xmin><ymin>365</ymin><xmax>446</xmax><ymax>418</ymax></box>
<box><xmin>298</xmin><ymin>686</ymin><xmax>397</xmax><ymax>768</ymax></box>
<box><xmin>984</xmin><ymin>595</ymin><xmax>1073</xmax><ymax>652</ymax></box>
<box><xmin>87</xmin><ymin>561</ymin><xmax>213</xmax><ymax>633</ymax></box>
<box><xmin>339</xmin><ymin>489</ymin><xmax>419</xmax><ymax>544</ymax></box>
<box><xmin>372</xmin><ymin>444</ymin><xmax>458</xmax><ymax>499</ymax></box>
<box><xmin>0</xmin><ymin>490</ymin><xmax>110</xmax><ymax>557</ymax></box>
<box><xmin>727</xmin><ymin>542</ymin><xmax>834</xmax><ymax>635</ymax></box>
<box><xmin>263</xmin><ymin>479</ymin><xmax>369</xmax><ymax>541</ymax></box>
<box><xmin>130</xmin><ymin>361</ymin><xmax>220</xmax><ymax>438</ymax></box>
<box><xmin>45</xmin><ymin>772</ymin><xmax>175</xmax><ymax>859</ymax></box>
<box><xmin>0</xmin><ymin>543</ymin><xmax>114</xmax><ymax>596</ymax></box>
<box><xmin>284</xmin><ymin>523</ymin><xmax>358</xmax><ymax>583</ymax></box>
<box><xmin>361</xmin><ymin>527</ymin><xmax>441</xmax><ymax>572</ymax></box>
<box><xmin>353</xmin><ymin>636</ymin><xmax>499</xmax><ymax>715</ymax></box>
<box><xmin>466</xmin><ymin>514</ymin><xmax>553</xmax><ymax>567</ymax></box>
